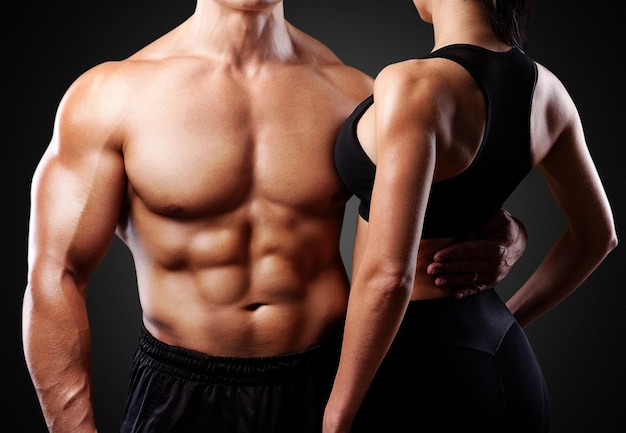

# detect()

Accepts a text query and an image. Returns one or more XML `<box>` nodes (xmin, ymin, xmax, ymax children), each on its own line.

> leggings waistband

<box><xmin>397</xmin><ymin>289</ymin><xmax>517</xmax><ymax>355</ymax></box>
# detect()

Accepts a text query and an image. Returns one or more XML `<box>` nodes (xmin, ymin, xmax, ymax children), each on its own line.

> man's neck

<box><xmin>188</xmin><ymin>0</ymin><xmax>296</xmax><ymax>67</ymax></box>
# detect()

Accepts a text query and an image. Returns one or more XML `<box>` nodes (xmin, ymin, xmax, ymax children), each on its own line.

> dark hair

<box><xmin>481</xmin><ymin>0</ymin><xmax>536</xmax><ymax>51</ymax></box>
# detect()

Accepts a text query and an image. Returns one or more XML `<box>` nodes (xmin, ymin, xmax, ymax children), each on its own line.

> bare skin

<box><xmin>23</xmin><ymin>1</ymin><xmax>528</xmax><ymax>432</ymax></box>
<box><xmin>323</xmin><ymin>0</ymin><xmax>617</xmax><ymax>432</ymax></box>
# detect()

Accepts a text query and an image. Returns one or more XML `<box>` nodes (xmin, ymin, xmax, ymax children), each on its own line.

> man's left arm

<box><xmin>426</xmin><ymin>209</ymin><xmax>528</xmax><ymax>298</ymax></box>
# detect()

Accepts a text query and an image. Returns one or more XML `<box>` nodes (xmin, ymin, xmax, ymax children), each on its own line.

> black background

<box><xmin>2</xmin><ymin>1</ymin><xmax>624</xmax><ymax>432</ymax></box>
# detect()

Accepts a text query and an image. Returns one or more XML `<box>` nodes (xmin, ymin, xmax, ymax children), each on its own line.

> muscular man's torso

<box><xmin>107</xmin><ymin>24</ymin><xmax>372</xmax><ymax>356</ymax></box>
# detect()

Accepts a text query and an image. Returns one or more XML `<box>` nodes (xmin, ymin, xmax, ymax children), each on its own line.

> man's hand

<box><xmin>426</xmin><ymin>209</ymin><xmax>528</xmax><ymax>299</ymax></box>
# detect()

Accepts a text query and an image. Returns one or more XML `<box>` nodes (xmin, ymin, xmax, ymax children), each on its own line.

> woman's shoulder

<box><xmin>374</xmin><ymin>58</ymin><xmax>455</xmax><ymax>106</ymax></box>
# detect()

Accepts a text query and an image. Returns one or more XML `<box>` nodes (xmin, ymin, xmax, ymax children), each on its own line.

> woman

<box><xmin>323</xmin><ymin>0</ymin><xmax>617</xmax><ymax>432</ymax></box>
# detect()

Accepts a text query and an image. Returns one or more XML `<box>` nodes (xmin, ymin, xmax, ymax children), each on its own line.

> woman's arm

<box><xmin>323</xmin><ymin>61</ymin><xmax>440</xmax><ymax>433</ymax></box>
<box><xmin>506</xmin><ymin>68</ymin><xmax>617</xmax><ymax>326</ymax></box>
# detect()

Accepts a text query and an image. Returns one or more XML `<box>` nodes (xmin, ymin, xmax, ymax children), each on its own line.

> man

<box><xmin>23</xmin><ymin>1</ymin><xmax>527</xmax><ymax>432</ymax></box>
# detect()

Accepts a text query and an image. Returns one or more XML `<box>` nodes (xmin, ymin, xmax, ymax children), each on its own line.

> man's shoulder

<box><xmin>66</xmin><ymin>57</ymin><xmax>153</xmax><ymax>105</ymax></box>
<box><xmin>288</xmin><ymin>23</ymin><xmax>361</xmax><ymax>72</ymax></box>
<box><xmin>288</xmin><ymin>25</ymin><xmax>373</xmax><ymax>101</ymax></box>
<box><xmin>287</xmin><ymin>23</ymin><xmax>340</xmax><ymax>63</ymax></box>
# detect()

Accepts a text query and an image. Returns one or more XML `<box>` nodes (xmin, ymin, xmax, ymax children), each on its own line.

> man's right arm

<box><xmin>23</xmin><ymin>66</ymin><xmax>127</xmax><ymax>433</ymax></box>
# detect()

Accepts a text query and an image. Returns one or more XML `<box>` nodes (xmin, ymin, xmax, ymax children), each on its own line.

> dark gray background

<box><xmin>2</xmin><ymin>1</ymin><xmax>624</xmax><ymax>432</ymax></box>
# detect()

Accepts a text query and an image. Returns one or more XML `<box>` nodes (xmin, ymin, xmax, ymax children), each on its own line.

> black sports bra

<box><xmin>334</xmin><ymin>44</ymin><xmax>537</xmax><ymax>238</ymax></box>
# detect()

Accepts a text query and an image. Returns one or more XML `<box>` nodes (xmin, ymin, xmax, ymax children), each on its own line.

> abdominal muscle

<box><xmin>120</xmin><ymin>205</ymin><xmax>350</xmax><ymax>358</ymax></box>
<box><xmin>136</xmin><ymin>260</ymin><xmax>349</xmax><ymax>358</ymax></box>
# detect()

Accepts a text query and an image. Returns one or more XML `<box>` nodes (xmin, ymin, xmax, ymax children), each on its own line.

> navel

<box><xmin>245</xmin><ymin>302</ymin><xmax>267</xmax><ymax>311</ymax></box>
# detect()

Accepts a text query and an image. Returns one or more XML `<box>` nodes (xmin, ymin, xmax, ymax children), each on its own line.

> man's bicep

<box><xmin>29</xmin><ymin>142</ymin><xmax>124</xmax><ymax>281</ymax></box>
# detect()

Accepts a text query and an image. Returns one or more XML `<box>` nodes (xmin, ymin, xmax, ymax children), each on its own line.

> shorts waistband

<box><xmin>135</xmin><ymin>323</ymin><xmax>341</xmax><ymax>384</ymax></box>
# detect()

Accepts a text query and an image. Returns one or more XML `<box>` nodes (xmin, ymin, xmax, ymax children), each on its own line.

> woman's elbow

<box><xmin>366</xmin><ymin>270</ymin><xmax>414</xmax><ymax>302</ymax></box>
<box><xmin>580</xmin><ymin>222</ymin><xmax>618</xmax><ymax>260</ymax></box>
<box><xmin>606</xmin><ymin>227</ymin><xmax>618</xmax><ymax>255</ymax></box>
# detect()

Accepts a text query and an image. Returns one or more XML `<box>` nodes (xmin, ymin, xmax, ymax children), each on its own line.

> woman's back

<box><xmin>336</xmin><ymin>43</ymin><xmax>539</xmax><ymax>298</ymax></box>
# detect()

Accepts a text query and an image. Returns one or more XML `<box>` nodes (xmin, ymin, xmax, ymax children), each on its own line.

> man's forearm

<box><xmin>23</xmin><ymin>283</ymin><xmax>97</xmax><ymax>433</ymax></box>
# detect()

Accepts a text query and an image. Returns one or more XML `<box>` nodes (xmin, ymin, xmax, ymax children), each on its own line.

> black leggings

<box><xmin>120</xmin><ymin>324</ymin><xmax>341</xmax><ymax>433</ymax></box>
<box><xmin>352</xmin><ymin>289</ymin><xmax>550</xmax><ymax>433</ymax></box>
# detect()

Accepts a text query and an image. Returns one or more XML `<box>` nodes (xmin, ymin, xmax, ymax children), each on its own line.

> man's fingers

<box><xmin>433</xmin><ymin>271</ymin><xmax>489</xmax><ymax>289</ymax></box>
<box><xmin>452</xmin><ymin>287</ymin><xmax>482</xmax><ymax>299</ymax></box>
<box><xmin>433</xmin><ymin>240</ymin><xmax>505</xmax><ymax>262</ymax></box>
<box><xmin>428</xmin><ymin>258</ymin><xmax>490</xmax><ymax>276</ymax></box>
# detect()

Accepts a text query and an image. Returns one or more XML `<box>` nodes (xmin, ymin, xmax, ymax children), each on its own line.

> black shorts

<box><xmin>352</xmin><ymin>289</ymin><xmax>550</xmax><ymax>433</ymax></box>
<box><xmin>120</xmin><ymin>324</ymin><xmax>341</xmax><ymax>433</ymax></box>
